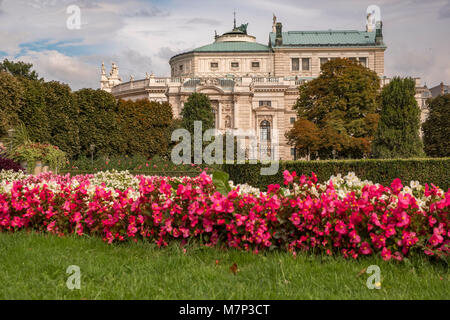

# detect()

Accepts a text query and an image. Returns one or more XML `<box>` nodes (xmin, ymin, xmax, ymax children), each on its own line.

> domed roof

<box><xmin>192</xmin><ymin>41</ymin><xmax>270</xmax><ymax>53</ymax></box>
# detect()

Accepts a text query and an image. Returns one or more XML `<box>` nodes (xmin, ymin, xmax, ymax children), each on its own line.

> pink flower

<box><xmin>335</xmin><ymin>220</ymin><xmax>348</xmax><ymax>235</ymax></box>
<box><xmin>429</xmin><ymin>234</ymin><xmax>443</xmax><ymax>247</ymax></box>
<box><xmin>385</xmin><ymin>225</ymin><xmax>396</xmax><ymax>238</ymax></box>
<box><xmin>283</xmin><ymin>170</ymin><xmax>294</xmax><ymax>185</ymax></box>
<box><xmin>381</xmin><ymin>247</ymin><xmax>392</xmax><ymax>261</ymax></box>
<box><xmin>359</xmin><ymin>242</ymin><xmax>372</xmax><ymax>255</ymax></box>
<box><xmin>349</xmin><ymin>230</ymin><xmax>361</xmax><ymax>244</ymax></box>
<box><xmin>390</xmin><ymin>178</ymin><xmax>403</xmax><ymax>194</ymax></box>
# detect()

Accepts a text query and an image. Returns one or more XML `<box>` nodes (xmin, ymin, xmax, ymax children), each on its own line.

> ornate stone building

<box><xmin>101</xmin><ymin>13</ymin><xmax>427</xmax><ymax>160</ymax></box>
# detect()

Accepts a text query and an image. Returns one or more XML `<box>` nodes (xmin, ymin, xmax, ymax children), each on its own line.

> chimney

<box><xmin>440</xmin><ymin>82</ymin><xmax>444</xmax><ymax>95</ymax></box>
<box><xmin>375</xmin><ymin>21</ymin><xmax>383</xmax><ymax>45</ymax></box>
<box><xmin>275</xmin><ymin>22</ymin><xmax>283</xmax><ymax>46</ymax></box>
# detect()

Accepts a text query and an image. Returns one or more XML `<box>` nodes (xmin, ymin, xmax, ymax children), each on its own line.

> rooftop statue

<box><xmin>237</xmin><ymin>23</ymin><xmax>248</xmax><ymax>34</ymax></box>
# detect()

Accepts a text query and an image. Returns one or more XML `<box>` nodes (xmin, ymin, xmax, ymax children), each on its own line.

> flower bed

<box><xmin>0</xmin><ymin>169</ymin><xmax>448</xmax><ymax>261</ymax></box>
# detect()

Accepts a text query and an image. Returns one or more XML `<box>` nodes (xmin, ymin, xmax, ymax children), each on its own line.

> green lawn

<box><xmin>0</xmin><ymin>232</ymin><xmax>448</xmax><ymax>300</ymax></box>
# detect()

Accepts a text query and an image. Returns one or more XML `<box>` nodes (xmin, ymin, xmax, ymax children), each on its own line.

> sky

<box><xmin>0</xmin><ymin>0</ymin><xmax>449</xmax><ymax>90</ymax></box>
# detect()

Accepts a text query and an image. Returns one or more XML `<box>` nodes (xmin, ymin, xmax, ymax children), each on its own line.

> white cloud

<box><xmin>0</xmin><ymin>0</ymin><xmax>448</xmax><ymax>89</ymax></box>
<box><xmin>14</xmin><ymin>50</ymin><xmax>99</xmax><ymax>90</ymax></box>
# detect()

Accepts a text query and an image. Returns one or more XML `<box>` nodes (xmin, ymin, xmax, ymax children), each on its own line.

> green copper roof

<box><xmin>193</xmin><ymin>41</ymin><xmax>271</xmax><ymax>52</ymax></box>
<box><xmin>170</xmin><ymin>41</ymin><xmax>271</xmax><ymax>60</ymax></box>
<box><xmin>269</xmin><ymin>30</ymin><xmax>385</xmax><ymax>48</ymax></box>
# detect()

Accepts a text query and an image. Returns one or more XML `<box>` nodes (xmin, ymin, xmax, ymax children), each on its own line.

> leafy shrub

<box><xmin>224</xmin><ymin>158</ymin><xmax>450</xmax><ymax>191</ymax></box>
<box><xmin>62</xmin><ymin>155</ymin><xmax>216</xmax><ymax>176</ymax></box>
<box><xmin>0</xmin><ymin>156</ymin><xmax>24</xmax><ymax>172</ymax></box>
<box><xmin>10</xmin><ymin>142</ymin><xmax>67</xmax><ymax>171</ymax></box>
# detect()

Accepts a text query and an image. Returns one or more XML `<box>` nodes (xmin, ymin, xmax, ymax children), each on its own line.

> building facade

<box><xmin>429</xmin><ymin>82</ymin><xmax>449</xmax><ymax>98</ymax></box>
<box><xmin>101</xmin><ymin>13</ymin><xmax>427</xmax><ymax>160</ymax></box>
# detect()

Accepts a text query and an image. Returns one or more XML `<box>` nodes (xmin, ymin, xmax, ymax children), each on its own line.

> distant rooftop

<box><xmin>193</xmin><ymin>41</ymin><xmax>270</xmax><ymax>53</ymax></box>
<box><xmin>269</xmin><ymin>30</ymin><xmax>385</xmax><ymax>48</ymax></box>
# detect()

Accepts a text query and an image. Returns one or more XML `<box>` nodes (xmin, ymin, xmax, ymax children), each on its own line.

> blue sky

<box><xmin>0</xmin><ymin>0</ymin><xmax>449</xmax><ymax>90</ymax></box>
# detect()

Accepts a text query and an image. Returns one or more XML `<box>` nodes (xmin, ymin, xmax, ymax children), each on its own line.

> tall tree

<box><xmin>423</xmin><ymin>94</ymin><xmax>450</xmax><ymax>157</ymax></box>
<box><xmin>75</xmin><ymin>89</ymin><xmax>120</xmax><ymax>157</ymax></box>
<box><xmin>117</xmin><ymin>99</ymin><xmax>173</xmax><ymax>157</ymax></box>
<box><xmin>43</xmin><ymin>81</ymin><xmax>80</xmax><ymax>158</ymax></box>
<box><xmin>180</xmin><ymin>92</ymin><xmax>215</xmax><ymax>134</ymax></box>
<box><xmin>0</xmin><ymin>59</ymin><xmax>40</xmax><ymax>81</ymax></box>
<box><xmin>372</xmin><ymin>77</ymin><xmax>424</xmax><ymax>158</ymax></box>
<box><xmin>290</xmin><ymin>58</ymin><xmax>380</xmax><ymax>159</ymax></box>
<box><xmin>0</xmin><ymin>71</ymin><xmax>23</xmax><ymax>137</ymax></box>
<box><xmin>17</xmin><ymin>78</ymin><xmax>51</xmax><ymax>143</ymax></box>
<box><xmin>180</xmin><ymin>93</ymin><xmax>215</xmax><ymax>161</ymax></box>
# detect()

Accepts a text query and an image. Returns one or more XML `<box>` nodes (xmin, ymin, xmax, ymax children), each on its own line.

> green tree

<box><xmin>372</xmin><ymin>77</ymin><xmax>424</xmax><ymax>158</ymax></box>
<box><xmin>43</xmin><ymin>81</ymin><xmax>80</xmax><ymax>158</ymax></box>
<box><xmin>291</xmin><ymin>58</ymin><xmax>380</xmax><ymax>159</ymax></box>
<box><xmin>0</xmin><ymin>59</ymin><xmax>40</xmax><ymax>81</ymax></box>
<box><xmin>17</xmin><ymin>78</ymin><xmax>51</xmax><ymax>143</ymax></box>
<box><xmin>423</xmin><ymin>94</ymin><xmax>450</xmax><ymax>157</ymax></box>
<box><xmin>74</xmin><ymin>89</ymin><xmax>120</xmax><ymax>158</ymax></box>
<box><xmin>180</xmin><ymin>93</ymin><xmax>215</xmax><ymax>161</ymax></box>
<box><xmin>181</xmin><ymin>92</ymin><xmax>215</xmax><ymax>134</ymax></box>
<box><xmin>0</xmin><ymin>71</ymin><xmax>23</xmax><ymax>137</ymax></box>
<box><xmin>117</xmin><ymin>99</ymin><xmax>173</xmax><ymax>157</ymax></box>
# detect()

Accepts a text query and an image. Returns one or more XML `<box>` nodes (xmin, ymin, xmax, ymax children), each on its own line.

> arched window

<box><xmin>260</xmin><ymin>120</ymin><xmax>271</xmax><ymax>142</ymax></box>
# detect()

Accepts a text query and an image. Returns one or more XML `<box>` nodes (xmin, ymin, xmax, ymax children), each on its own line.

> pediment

<box><xmin>253</xmin><ymin>105</ymin><xmax>274</xmax><ymax>112</ymax></box>
<box><xmin>197</xmin><ymin>86</ymin><xmax>225</xmax><ymax>95</ymax></box>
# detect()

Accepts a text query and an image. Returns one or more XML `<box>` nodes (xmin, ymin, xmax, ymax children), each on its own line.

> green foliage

<box><xmin>291</xmin><ymin>58</ymin><xmax>380</xmax><ymax>159</ymax></box>
<box><xmin>181</xmin><ymin>92</ymin><xmax>215</xmax><ymax>135</ymax></box>
<box><xmin>116</xmin><ymin>99</ymin><xmax>174</xmax><ymax>158</ymax></box>
<box><xmin>62</xmin><ymin>155</ymin><xmax>210</xmax><ymax>176</ymax></box>
<box><xmin>0</xmin><ymin>58</ymin><xmax>40</xmax><ymax>81</ymax></box>
<box><xmin>17</xmin><ymin>78</ymin><xmax>51</xmax><ymax>143</ymax></box>
<box><xmin>180</xmin><ymin>93</ymin><xmax>215</xmax><ymax>162</ymax></box>
<box><xmin>423</xmin><ymin>94</ymin><xmax>450</xmax><ymax>157</ymax></box>
<box><xmin>74</xmin><ymin>88</ymin><xmax>120</xmax><ymax>157</ymax></box>
<box><xmin>212</xmin><ymin>170</ymin><xmax>231</xmax><ymax>195</ymax></box>
<box><xmin>0</xmin><ymin>71</ymin><xmax>23</xmax><ymax>137</ymax></box>
<box><xmin>10</xmin><ymin>142</ymin><xmax>67</xmax><ymax>171</ymax></box>
<box><xmin>4</xmin><ymin>123</ymin><xmax>31</xmax><ymax>153</ymax></box>
<box><xmin>0</xmin><ymin>60</ymin><xmax>179</xmax><ymax>161</ymax></box>
<box><xmin>43</xmin><ymin>81</ymin><xmax>80</xmax><ymax>159</ymax></box>
<box><xmin>6</xmin><ymin>124</ymin><xmax>66</xmax><ymax>171</ymax></box>
<box><xmin>372</xmin><ymin>77</ymin><xmax>424</xmax><ymax>158</ymax></box>
<box><xmin>224</xmin><ymin>158</ymin><xmax>450</xmax><ymax>190</ymax></box>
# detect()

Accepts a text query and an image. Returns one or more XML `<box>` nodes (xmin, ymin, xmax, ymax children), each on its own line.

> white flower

<box><xmin>410</xmin><ymin>180</ymin><xmax>421</xmax><ymax>190</ymax></box>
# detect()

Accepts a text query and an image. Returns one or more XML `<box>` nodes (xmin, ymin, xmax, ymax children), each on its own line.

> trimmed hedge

<box><xmin>224</xmin><ymin>158</ymin><xmax>450</xmax><ymax>190</ymax></box>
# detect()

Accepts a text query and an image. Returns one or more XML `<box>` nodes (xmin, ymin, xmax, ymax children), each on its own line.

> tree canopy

<box><xmin>0</xmin><ymin>59</ymin><xmax>40</xmax><ymax>81</ymax></box>
<box><xmin>180</xmin><ymin>92</ymin><xmax>215</xmax><ymax>135</ymax></box>
<box><xmin>423</xmin><ymin>94</ymin><xmax>450</xmax><ymax>157</ymax></box>
<box><xmin>372</xmin><ymin>77</ymin><xmax>424</xmax><ymax>158</ymax></box>
<box><xmin>289</xmin><ymin>58</ymin><xmax>381</xmax><ymax>159</ymax></box>
<box><xmin>0</xmin><ymin>59</ymin><xmax>176</xmax><ymax>161</ymax></box>
<box><xmin>117</xmin><ymin>99</ymin><xmax>174</xmax><ymax>158</ymax></box>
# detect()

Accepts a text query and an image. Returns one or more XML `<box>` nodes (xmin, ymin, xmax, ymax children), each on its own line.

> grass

<box><xmin>0</xmin><ymin>232</ymin><xmax>448</xmax><ymax>300</ymax></box>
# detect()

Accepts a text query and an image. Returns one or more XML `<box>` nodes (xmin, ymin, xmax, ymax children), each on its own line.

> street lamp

<box><xmin>90</xmin><ymin>144</ymin><xmax>95</xmax><ymax>166</ymax></box>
